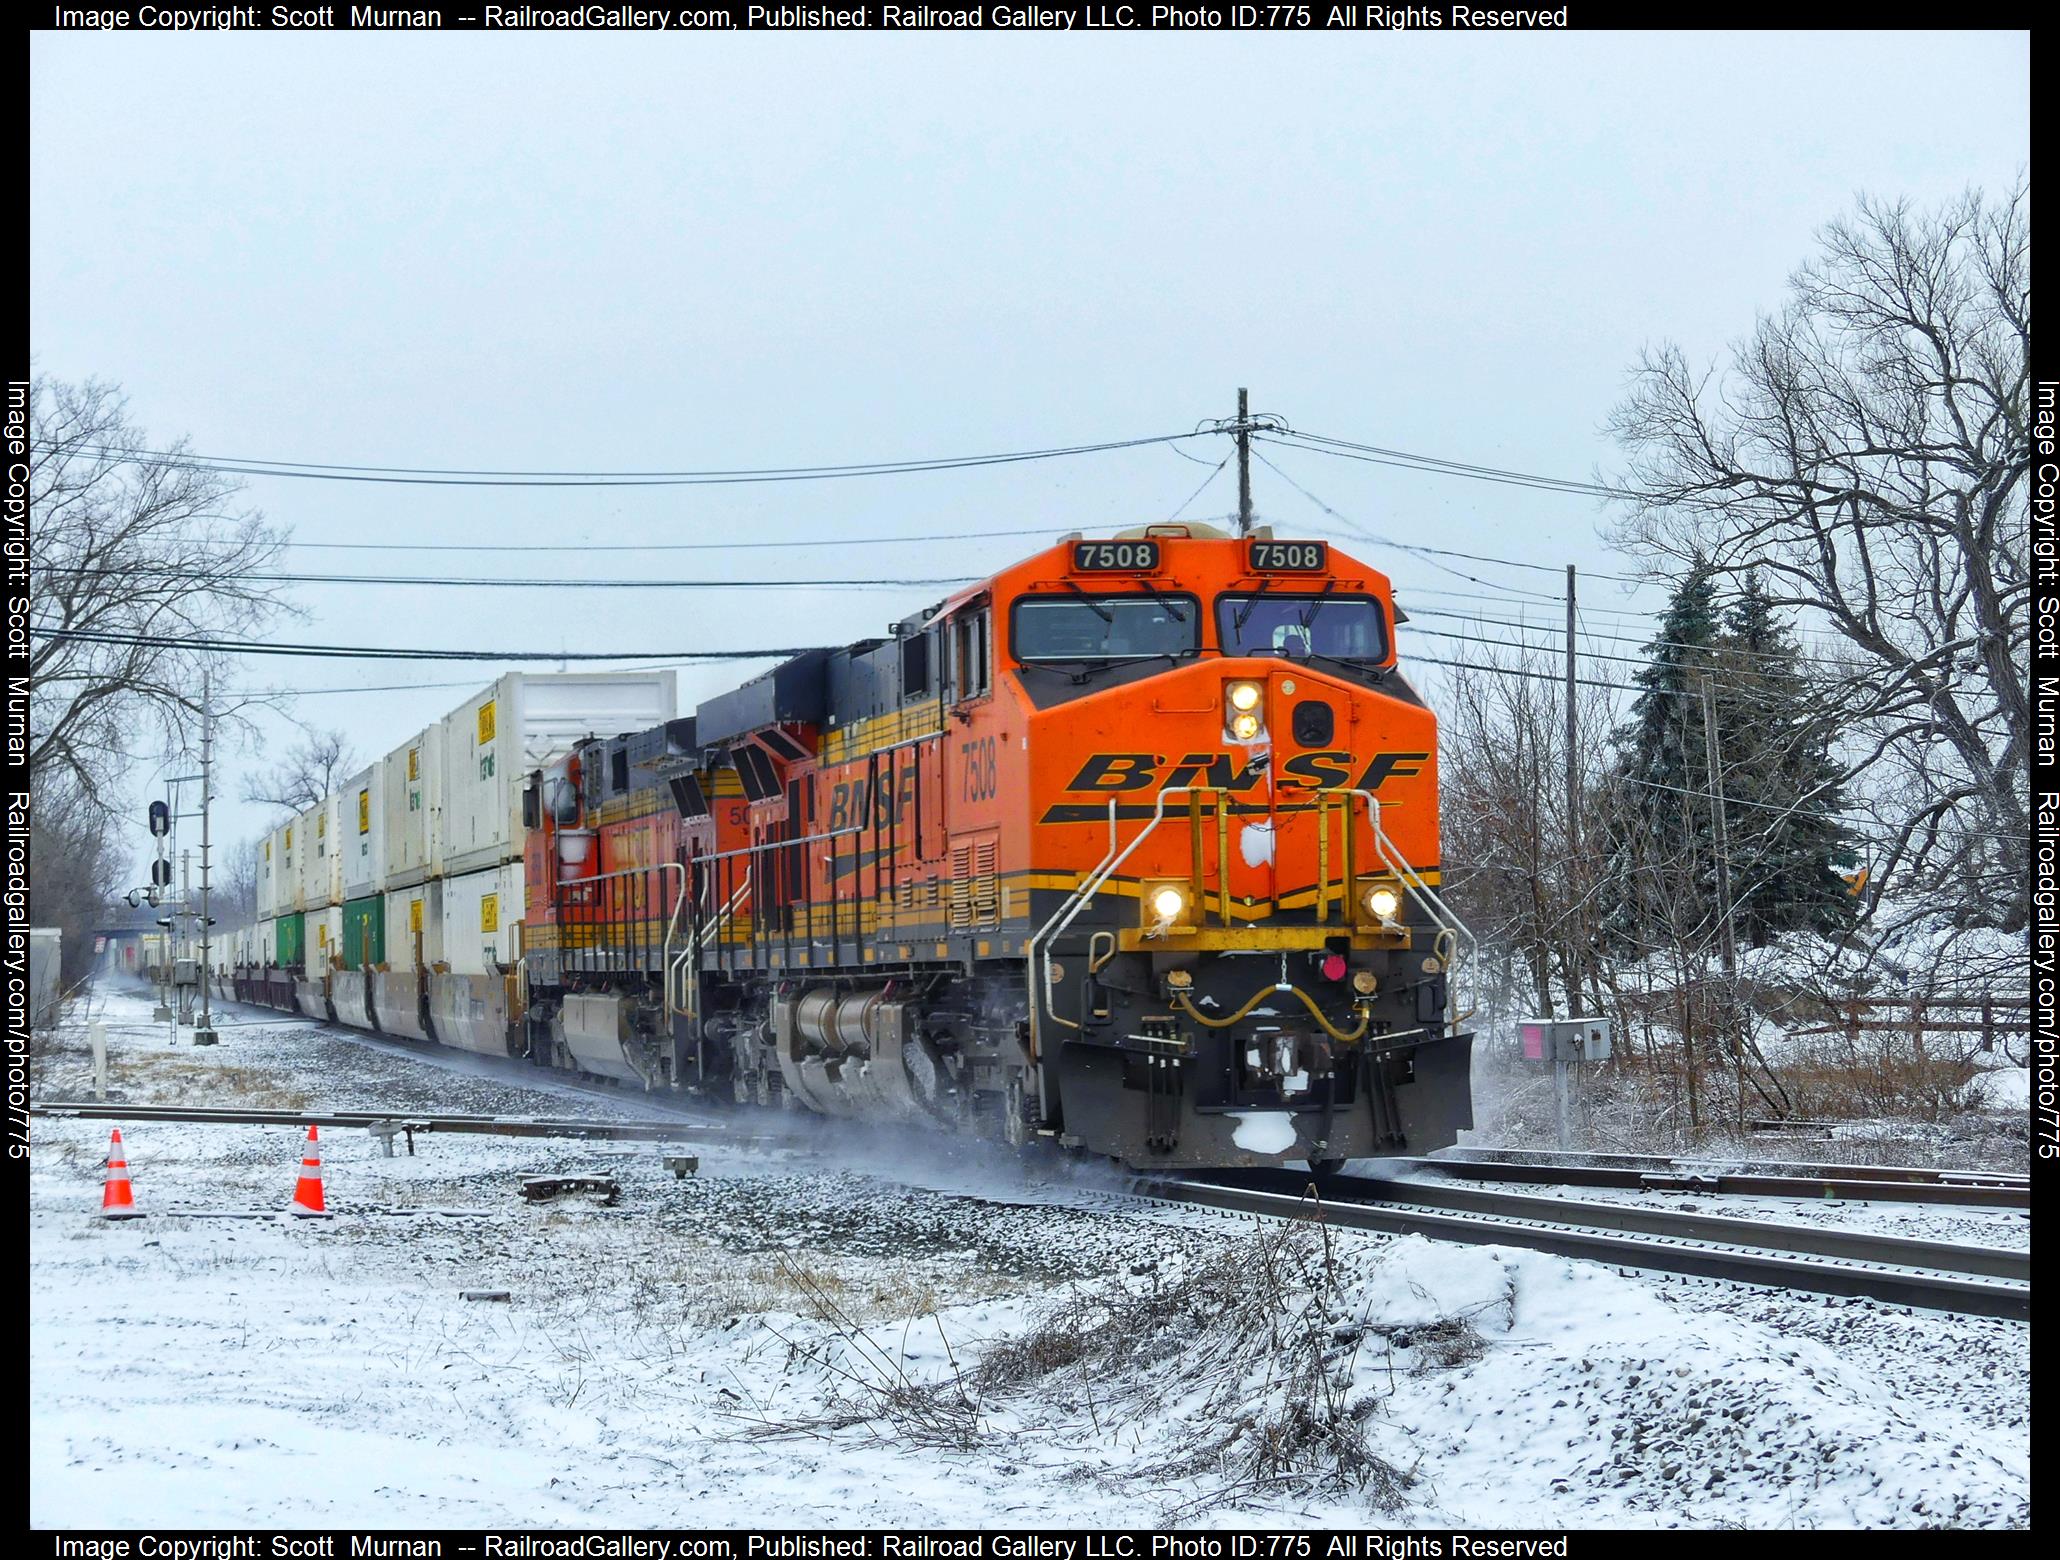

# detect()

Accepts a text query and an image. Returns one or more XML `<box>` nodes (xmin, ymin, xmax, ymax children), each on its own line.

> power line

<box><xmin>36</xmin><ymin>565</ymin><xmax>975</xmax><ymax>592</ymax></box>
<box><xmin>38</xmin><ymin>430</ymin><xmax>1207</xmax><ymax>488</ymax></box>
<box><xmin>41</xmin><ymin>629</ymin><xmax>817</xmax><ymax>663</ymax></box>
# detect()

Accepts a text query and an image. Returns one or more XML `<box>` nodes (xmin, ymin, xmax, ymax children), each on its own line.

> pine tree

<box><xmin>1602</xmin><ymin>561</ymin><xmax>1723</xmax><ymax>949</ymax></box>
<box><xmin>1710</xmin><ymin>574</ymin><xmax>1857</xmax><ymax>945</ymax></box>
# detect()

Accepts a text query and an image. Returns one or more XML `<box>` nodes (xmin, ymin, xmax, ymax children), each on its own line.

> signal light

<box><xmin>148</xmin><ymin>800</ymin><xmax>170</xmax><ymax>837</ymax></box>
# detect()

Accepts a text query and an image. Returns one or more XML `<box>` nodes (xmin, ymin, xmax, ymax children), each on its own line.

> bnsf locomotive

<box><xmin>224</xmin><ymin>523</ymin><xmax>1475</xmax><ymax>1169</ymax></box>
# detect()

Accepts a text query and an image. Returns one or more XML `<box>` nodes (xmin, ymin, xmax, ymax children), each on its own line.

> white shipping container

<box><xmin>341</xmin><ymin>762</ymin><xmax>386</xmax><ymax>901</ymax></box>
<box><xmin>439</xmin><ymin>671</ymin><xmax>675</xmax><ymax>879</ymax></box>
<box><xmin>307</xmin><ymin>905</ymin><xmax>344</xmax><ymax>978</ymax></box>
<box><xmin>257</xmin><ymin>917</ymin><xmax>276</xmax><ymax>966</ymax></box>
<box><xmin>381</xmin><ymin>724</ymin><xmax>445</xmax><ymax>889</ymax></box>
<box><xmin>273</xmin><ymin>819</ymin><xmax>303</xmax><ymax>914</ymax></box>
<box><xmin>255</xmin><ymin>830</ymin><xmax>277</xmax><ymax>919</ymax></box>
<box><xmin>383</xmin><ymin>880</ymin><xmax>444</xmax><ymax>971</ymax></box>
<box><xmin>298</xmin><ymin>796</ymin><xmax>342</xmax><ymax>910</ymax></box>
<box><xmin>440</xmin><ymin>862</ymin><xmax>525</xmax><ymax>975</ymax></box>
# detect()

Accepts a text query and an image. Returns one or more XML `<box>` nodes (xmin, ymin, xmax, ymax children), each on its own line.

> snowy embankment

<box><xmin>29</xmin><ymin>986</ymin><xmax>2030</xmax><ymax>1529</ymax></box>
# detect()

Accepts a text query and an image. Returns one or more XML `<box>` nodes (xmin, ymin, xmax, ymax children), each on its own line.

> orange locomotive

<box><xmin>520</xmin><ymin>522</ymin><xmax>1475</xmax><ymax>1169</ymax></box>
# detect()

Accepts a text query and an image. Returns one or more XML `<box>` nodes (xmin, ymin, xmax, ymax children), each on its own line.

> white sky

<box><xmin>27</xmin><ymin>29</ymin><xmax>2031</xmax><ymax>877</ymax></box>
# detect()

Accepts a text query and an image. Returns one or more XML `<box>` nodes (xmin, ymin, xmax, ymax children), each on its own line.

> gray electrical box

<box><xmin>173</xmin><ymin>958</ymin><xmax>200</xmax><ymax>987</ymax></box>
<box><xmin>1520</xmin><ymin>1016</ymin><xmax>1612</xmax><ymax>1063</ymax></box>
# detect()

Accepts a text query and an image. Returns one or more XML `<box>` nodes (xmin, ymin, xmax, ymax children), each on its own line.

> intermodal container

<box><xmin>439</xmin><ymin>672</ymin><xmax>675</xmax><ymax>879</ymax></box>
<box><xmin>341</xmin><ymin>895</ymin><xmax>385</xmax><ymax>971</ymax></box>
<box><xmin>341</xmin><ymin>763</ymin><xmax>386</xmax><ymax>902</ymax></box>
<box><xmin>380</xmin><ymin>725</ymin><xmax>445</xmax><ymax>889</ymax></box>
<box><xmin>274</xmin><ymin>912</ymin><xmax>305</xmax><ymax>971</ymax></box>
<box><xmin>440</xmin><ymin>861</ymin><xmax>526</xmax><ymax>975</ymax></box>
<box><xmin>383</xmin><ymin>879</ymin><xmax>444</xmax><ymax>971</ymax></box>
<box><xmin>298</xmin><ymin>796</ymin><xmax>341</xmax><ymax>910</ymax></box>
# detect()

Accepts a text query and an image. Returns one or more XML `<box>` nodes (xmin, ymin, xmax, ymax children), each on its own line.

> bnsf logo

<box><xmin>1064</xmin><ymin>751</ymin><xmax>1428</xmax><ymax>792</ymax></box>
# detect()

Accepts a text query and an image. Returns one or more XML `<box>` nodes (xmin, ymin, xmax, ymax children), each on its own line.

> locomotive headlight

<box><xmin>1150</xmin><ymin>885</ymin><xmax>1190</xmax><ymax>922</ymax></box>
<box><xmin>1224</xmin><ymin>680</ymin><xmax>1268</xmax><ymax>743</ymax></box>
<box><xmin>1361</xmin><ymin>883</ymin><xmax>1403</xmax><ymax>923</ymax></box>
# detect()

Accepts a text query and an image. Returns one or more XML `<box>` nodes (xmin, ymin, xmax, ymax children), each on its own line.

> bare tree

<box><xmin>27</xmin><ymin>778</ymin><xmax>127</xmax><ymax>992</ymax></box>
<box><xmin>1606</xmin><ymin>185</ymin><xmax>2030</xmax><ymax>934</ymax></box>
<box><xmin>217</xmin><ymin>836</ymin><xmax>262</xmax><ymax>921</ymax></box>
<box><xmin>29</xmin><ymin>377</ymin><xmax>291</xmax><ymax>807</ymax></box>
<box><xmin>242</xmin><ymin>728</ymin><xmax>358</xmax><ymax>816</ymax></box>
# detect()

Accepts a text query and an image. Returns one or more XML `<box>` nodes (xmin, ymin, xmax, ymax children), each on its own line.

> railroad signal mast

<box><xmin>132</xmin><ymin>678</ymin><xmax>219</xmax><ymax>1043</ymax></box>
<box><xmin>1203</xmin><ymin>388</ymin><xmax>1287</xmax><ymax>537</ymax></box>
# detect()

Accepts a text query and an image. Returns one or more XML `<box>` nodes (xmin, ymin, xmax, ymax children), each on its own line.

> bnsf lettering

<box><xmin>1067</xmin><ymin>753</ymin><xmax>1160</xmax><ymax>792</ymax></box>
<box><xmin>1066</xmin><ymin>751</ymin><xmax>1427</xmax><ymax>793</ymax></box>
<box><xmin>1161</xmin><ymin>752</ymin><xmax>1268</xmax><ymax>790</ymax></box>
<box><xmin>1280</xmin><ymin>751</ymin><xmax>1355</xmax><ymax>788</ymax></box>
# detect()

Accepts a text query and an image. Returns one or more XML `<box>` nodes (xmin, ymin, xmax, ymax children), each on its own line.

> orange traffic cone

<box><xmin>102</xmin><ymin>1128</ymin><xmax>144</xmax><ymax>1220</ymax></box>
<box><xmin>289</xmin><ymin>1125</ymin><xmax>333</xmax><ymax>1218</ymax></box>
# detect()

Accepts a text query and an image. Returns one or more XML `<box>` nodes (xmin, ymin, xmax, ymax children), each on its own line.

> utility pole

<box><xmin>1564</xmin><ymin>565</ymin><xmax>1584</xmax><ymax>1024</ymax></box>
<box><xmin>1558</xmin><ymin>564</ymin><xmax>1582</xmax><ymax>1148</ymax></box>
<box><xmin>1235</xmin><ymin>386</ymin><xmax>1254</xmax><ymax>536</ymax></box>
<box><xmin>1698</xmin><ymin>671</ymin><xmax>1741</xmax><ymax>1125</ymax></box>
<box><xmin>195</xmin><ymin>673</ymin><xmax>218</xmax><ymax>1045</ymax></box>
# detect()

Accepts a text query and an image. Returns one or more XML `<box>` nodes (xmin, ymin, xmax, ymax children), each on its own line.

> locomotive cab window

<box><xmin>1217</xmin><ymin>593</ymin><xmax>1388</xmax><ymax>664</ymax></box>
<box><xmin>947</xmin><ymin>606</ymin><xmax>992</xmax><ymax>703</ymax></box>
<box><xmin>1011</xmin><ymin>593</ymin><xmax>1200</xmax><ymax>664</ymax></box>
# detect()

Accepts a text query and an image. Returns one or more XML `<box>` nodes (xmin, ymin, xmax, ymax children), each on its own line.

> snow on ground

<box><xmin>29</xmin><ymin>984</ymin><xmax>2030</xmax><ymax>1529</ymax></box>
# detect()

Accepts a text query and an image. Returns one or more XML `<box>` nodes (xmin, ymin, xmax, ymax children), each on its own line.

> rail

<box><xmin>1415</xmin><ymin>1149</ymin><xmax>2029</xmax><ymax>1209</ymax></box>
<box><xmin>1142</xmin><ymin>1171</ymin><xmax>2029</xmax><ymax>1320</ymax></box>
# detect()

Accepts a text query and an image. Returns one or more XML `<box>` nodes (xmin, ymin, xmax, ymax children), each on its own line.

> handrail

<box><xmin>1026</xmin><ymin>786</ymin><xmax>1478</xmax><ymax>1057</ymax></box>
<box><xmin>1028</xmin><ymin>786</ymin><xmax>1218</xmax><ymax>1056</ymax></box>
<box><xmin>1358</xmin><ymin>790</ymin><xmax>1476</xmax><ymax>1032</ymax></box>
<box><xmin>557</xmin><ymin>860</ymin><xmax>685</xmax><ymax>981</ymax></box>
<box><xmin>667</xmin><ymin>869</ymin><xmax>750</xmax><ymax>1022</ymax></box>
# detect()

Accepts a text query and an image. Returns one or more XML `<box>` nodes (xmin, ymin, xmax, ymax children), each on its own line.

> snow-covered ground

<box><xmin>29</xmin><ymin>984</ymin><xmax>2030</xmax><ymax>1529</ymax></box>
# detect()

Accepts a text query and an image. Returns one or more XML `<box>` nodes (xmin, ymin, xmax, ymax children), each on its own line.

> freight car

<box><xmin>219</xmin><ymin>524</ymin><xmax>1475</xmax><ymax>1170</ymax></box>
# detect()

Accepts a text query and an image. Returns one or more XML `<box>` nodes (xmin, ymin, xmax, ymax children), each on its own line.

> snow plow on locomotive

<box><xmin>516</xmin><ymin>523</ymin><xmax>1476</xmax><ymax>1170</ymax></box>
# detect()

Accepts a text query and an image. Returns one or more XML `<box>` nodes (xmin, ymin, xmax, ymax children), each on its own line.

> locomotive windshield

<box><xmin>1217</xmin><ymin>593</ymin><xmax>1388</xmax><ymax>663</ymax></box>
<box><xmin>1012</xmin><ymin>594</ymin><xmax>1199</xmax><ymax>663</ymax></box>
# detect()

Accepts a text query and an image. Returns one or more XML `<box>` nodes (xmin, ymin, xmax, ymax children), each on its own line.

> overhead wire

<box><xmin>35</xmin><ymin>429</ymin><xmax>1209</xmax><ymax>488</ymax></box>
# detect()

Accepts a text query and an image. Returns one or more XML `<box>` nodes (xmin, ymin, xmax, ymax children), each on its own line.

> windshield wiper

<box><xmin>1297</xmin><ymin>581</ymin><xmax>1338</xmax><ymax>627</ymax></box>
<box><xmin>1232</xmin><ymin>581</ymin><xmax>1272</xmax><ymax>635</ymax></box>
<box><xmin>1062</xmin><ymin>580</ymin><xmax>1113</xmax><ymax>623</ymax></box>
<box><xmin>1135</xmin><ymin>580</ymin><xmax>1186</xmax><ymax>622</ymax></box>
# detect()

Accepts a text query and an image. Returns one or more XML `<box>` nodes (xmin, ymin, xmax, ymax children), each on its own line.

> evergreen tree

<box><xmin>1602</xmin><ymin>563</ymin><xmax>1859</xmax><ymax>953</ymax></box>
<box><xmin>1601</xmin><ymin>561</ymin><xmax>1724</xmax><ymax>949</ymax></box>
<box><xmin>1710</xmin><ymin>573</ymin><xmax>1857</xmax><ymax>944</ymax></box>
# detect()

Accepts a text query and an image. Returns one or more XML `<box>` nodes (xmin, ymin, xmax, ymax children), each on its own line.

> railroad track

<box><xmin>1407</xmin><ymin>1148</ymin><xmax>2029</xmax><ymax>1209</ymax></box>
<box><xmin>30</xmin><ymin>1099</ymin><xmax>753</xmax><ymax>1146</ymax></box>
<box><xmin>1143</xmin><ymin>1169</ymin><xmax>2030</xmax><ymax>1321</ymax></box>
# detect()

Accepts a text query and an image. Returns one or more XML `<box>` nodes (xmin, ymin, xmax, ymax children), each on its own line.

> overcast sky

<box><xmin>29</xmin><ymin>29</ymin><xmax>2030</xmax><ymax>876</ymax></box>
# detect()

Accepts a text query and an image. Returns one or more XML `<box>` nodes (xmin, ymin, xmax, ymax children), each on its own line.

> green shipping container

<box><xmin>341</xmin><ymin>895</ymin><xmax>385</xmax><ymax>971</ymax></box>
<box><xmin>275</xmin><ymin>913</ymin><xmax>305</xmax><ymax>970</ymax></box>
